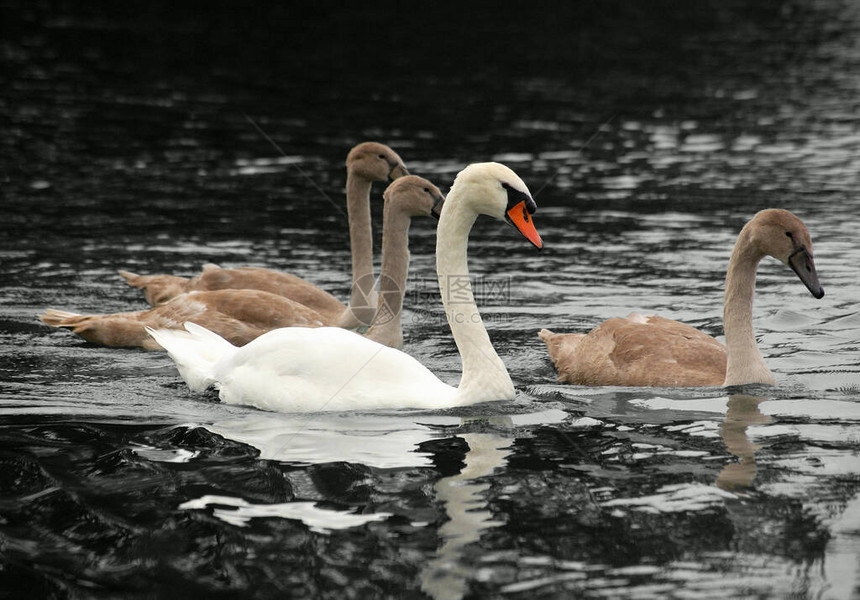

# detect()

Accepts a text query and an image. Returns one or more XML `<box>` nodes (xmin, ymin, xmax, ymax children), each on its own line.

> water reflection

<box><xmin>716</xmin><ymin>394</ymin><xmax>771</xmax><ymax>492</ymax></box>
<box><xmin>821</xmin><ymin>491</ymin><xmax>860</xmax><ymax>599</ymax></box>
<box><xmin>206</xmin><ymin>412</ymin><xmax>449</xmax><ymax>469</ymax></box>
<box><xmin>201</xmin><ymin>410</ymin><xmax>567</xmax><ymax>598</ymax></box>
<box><xmin>420</xmin><ymin>432</ymin><xmax>512</xmax><ymax>600</ymax></box>
<box><xmin>196</xmin><ymin>410</ymin><xmax>563</xmax><ymax>515</ymax></box>
<box><xmin>177</xmin><ymin>494</ymin><xmax>391</xmax><ymax>532</ymax></box>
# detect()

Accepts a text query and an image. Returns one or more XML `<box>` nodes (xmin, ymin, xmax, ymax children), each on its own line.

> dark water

<box><xmin>3</xmin><ymin>1</ymin><xmax>860</xmax><ymax>598</ymax></box>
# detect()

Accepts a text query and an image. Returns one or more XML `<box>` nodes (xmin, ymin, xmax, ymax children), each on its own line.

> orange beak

<box><xmin>506</xmin><ymin>200</ymin><xmax>543</xmax><ymax>249</ymax></box>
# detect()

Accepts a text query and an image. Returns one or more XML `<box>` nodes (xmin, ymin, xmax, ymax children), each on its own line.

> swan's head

<box><xmin>383</xmin><ymin>175</ymin><xmax>445</xmax><ymax>220</ymax></box>
<box><xmin>346</xmin><ymin>142</ymin><xmax>409</xmax><ymax>182</ymax></box>
<box><xmin>449</xmin><ymin>162</ymin><xmax>543</xmax><ymax>249</ymax></box>
<box><xmin>748</xmin><ymin>208</ymin><xmax>824</xmax><ymax>299</ymax></box>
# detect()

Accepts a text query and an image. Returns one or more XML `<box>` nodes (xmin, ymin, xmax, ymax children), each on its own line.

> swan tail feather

<box><xmin>146</xmin><ymin>322</ymin><xmax>236</xmax><ymax>392</ymax></box>
<box><xmin>538</xmin><ymin>328</ymin><xmax>586</xmax><ymax>369</ymax></box>
<box><xmin>538</xmin><ymin>328</ymin><xmax>562</xmax><ymax>362</ymax></box>
<box><xmin>39</xmin><ymin>308</ymin><xmax>85</xmax><ymax>327</ymax></box>
<box><xmin>118</xmin><ymin>270</ymin><xmax>190</xmax><ymax>305</ymax></box>
<box><xmin>117</xmin><ymin>270</ymin><xmax>144</xmax><ymax>286</ymax></box>
<box><xmin>537</xmin><ymin>328</ymin><xmax>555</xmax><ymax>342</ymax></box>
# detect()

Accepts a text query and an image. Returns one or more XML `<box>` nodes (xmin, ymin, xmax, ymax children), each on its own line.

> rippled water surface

<box><xmin>3</xmin><ymin>1</ymin><xmax>860</xmax><ymax>598</ymax></box>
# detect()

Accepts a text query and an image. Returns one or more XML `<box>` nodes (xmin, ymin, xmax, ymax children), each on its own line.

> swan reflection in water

<box><xmin>419</xmin><ymin>431</ymin><xmax>513</xmax><ymax>600</ymax></box>
<box><xmin>178</xmin><ymin>408</ymin><xmax>567</xmax><ymax>599</ymax></box>
<box><xmin>716</xmin><ymin>393</ymin><xmax>771</xmax><ymax>492</ymax></box>
<box><xmin>716</xmin><ymin>393</ymin><xmax>860</xmax><ymax>597</ymax></box>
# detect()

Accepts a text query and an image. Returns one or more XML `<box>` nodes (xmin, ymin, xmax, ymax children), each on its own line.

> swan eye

<box><xmin>378</xmin><ymin>154</ymin><xmax>386</xmax><ymax>159</ymax></box>
<box><xmin>423</xmin><ymin>188</ymin><xmax>430</xmax><ymax>193</ymax></box>
<box><xmin>785</xmin><ymin>231</ymin><xmax>793</xmax><ymax>238</ymax></box>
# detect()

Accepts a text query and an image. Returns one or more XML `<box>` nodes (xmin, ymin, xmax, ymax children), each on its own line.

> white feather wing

<box><xmin>213</xmin><ymin>327</ymin><xmax>456</xmax><ymax>412</ymax></box>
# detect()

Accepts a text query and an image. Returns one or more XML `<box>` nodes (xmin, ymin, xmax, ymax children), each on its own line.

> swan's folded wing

<box><xmin>188</xmin><ymin>290</ymin><xmax>325</xmax><ymax>329</ymax></box>
<box><xmin>192</xmin><ymin>268</ymin><xmax>345</xmax><ymax>323</ymax></box>
<box><xmin>607</xmin><ymin>316</ymin><xmax>726</xmax><ymax>386</ymax></box>
<box><xmin>214</xmin><ymin>327</ymin><xmax>455</xmax><ymax>412</ymax></box>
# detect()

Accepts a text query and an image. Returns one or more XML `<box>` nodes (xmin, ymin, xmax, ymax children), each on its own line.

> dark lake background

<box><xmin>2</xmin><ymin>1</ymin><xmax>860</xmax><ymax>598</ymax></box>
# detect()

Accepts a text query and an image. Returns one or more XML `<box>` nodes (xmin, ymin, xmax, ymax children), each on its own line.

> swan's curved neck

<box><xmin>723</xmin><ymin>229</ymin><xmax>774</xmax><ymax>385</ymax></box>
<box><xmin>436</xmin><ymin>196</ymin><xmax>514</xmax><ymax>404</ymax></box>
<box><xmin>339</xmin><ymin>171</ymin><xmax>376</xmax><ymax>327</ymax></box>
<box><xmin>365</xmin><ymin>203</ymin><xmax>410</xmax><ymax>348</ymax></box>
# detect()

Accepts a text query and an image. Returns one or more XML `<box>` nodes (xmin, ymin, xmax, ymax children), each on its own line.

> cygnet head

<box><xmin>383</xmin><ymin>175</ymin><xmax>445</xmax><ymax>220</ymax></box>
<box><xmin>447</xmin><ymin>162</ymin><xmax>543</xmax><ymax>249</ymax></box>
<box><xmin>747</xmin><ymin>208</ymin><xmax>824</xmax><ymax>299</ymax></box>
<box><xmin>346</xmin><ymin>142</ymin><xmax>409</xmax><ymax>182</ymax></box>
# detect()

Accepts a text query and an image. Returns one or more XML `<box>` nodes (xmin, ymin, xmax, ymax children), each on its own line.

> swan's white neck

<box><xmin>338</xmin><ymin>171</ymin><xmax>376</xmax><ymax>328</ymax></box>
<box><xmin>436</xmin><ymin>194</ymin><xmax>514</xmax><ymax>404</ymax></box>
<box><xmin>723</xmin><ymin>229</ymin><xmax>775</xmax><ymax>386</ymax></box>
<box><xmin>364</xmin><ymin>202</ymin><xmax>410</xmax><ymax>348</ymax></box>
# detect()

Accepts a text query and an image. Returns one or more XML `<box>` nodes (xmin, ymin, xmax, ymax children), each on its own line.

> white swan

<box><xmin>148</xmin><ymin>162</ymin><xmax>543</xmax><ymax>412</ymax></box>
<box><xmin>539</xmin><ymin>209</ymin><xmax>824</xmax><ymax>387</ymax></box>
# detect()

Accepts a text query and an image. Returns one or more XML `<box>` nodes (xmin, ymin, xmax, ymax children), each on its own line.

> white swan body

<box><xmin>150</xmin><ymin>324</ymin><xmax>456</xmax><ymax>411</ymax></box>
<box><xmin>149</xmin><ymin>162</ymin><xmax>543</xmax><ymax>412</ymax></box>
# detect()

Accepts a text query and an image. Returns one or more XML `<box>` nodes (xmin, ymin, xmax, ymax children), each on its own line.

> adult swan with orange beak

<box><xmin>148</xmin><ymin>163</ymin><xmax>543</xmax><ymax>413</ymax></box>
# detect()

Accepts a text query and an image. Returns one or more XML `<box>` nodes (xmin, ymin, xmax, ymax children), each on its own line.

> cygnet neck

<box><xmin>365</xmin><ymin>201</ymin><xmax>411</xmax><ymax>348</ymax></box>
<box><xmin>723</xmin><ymin>227</ymin><xmax>775</xmax><ymax>386</ymax></box>
<box><xmin>338</xmin><ymin>170</ymin><xmax>376</xmax><ymax>327</ymax></box>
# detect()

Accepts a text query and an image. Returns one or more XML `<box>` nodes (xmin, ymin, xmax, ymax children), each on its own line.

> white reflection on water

<box><xmin>420</xmin><ymin>433</ymin><xmax>512</xmax><ymax>600</ymax></box>
<box><xmin>603</xmin><ymin>483</ymin><xmax>736</xmax><ymax>514</ymax></box>
<box><xmin>178</xmin><ymin>495</ymin><xmax>391</xmax><ymax>532</ymax></box>
<box><xmin>205</xmin><ymin>408</ymin><xmax>569</xmax><ymax>468</ymax></box>
<box><xmin>209</xmin><ymin>412</ymin><xmax>445</xmax><ymax>468</ymax></box>
<box><xmin>205</xmin><ymin>410</ymin><xmax>569</xmax><ymax>599</ymax></box>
